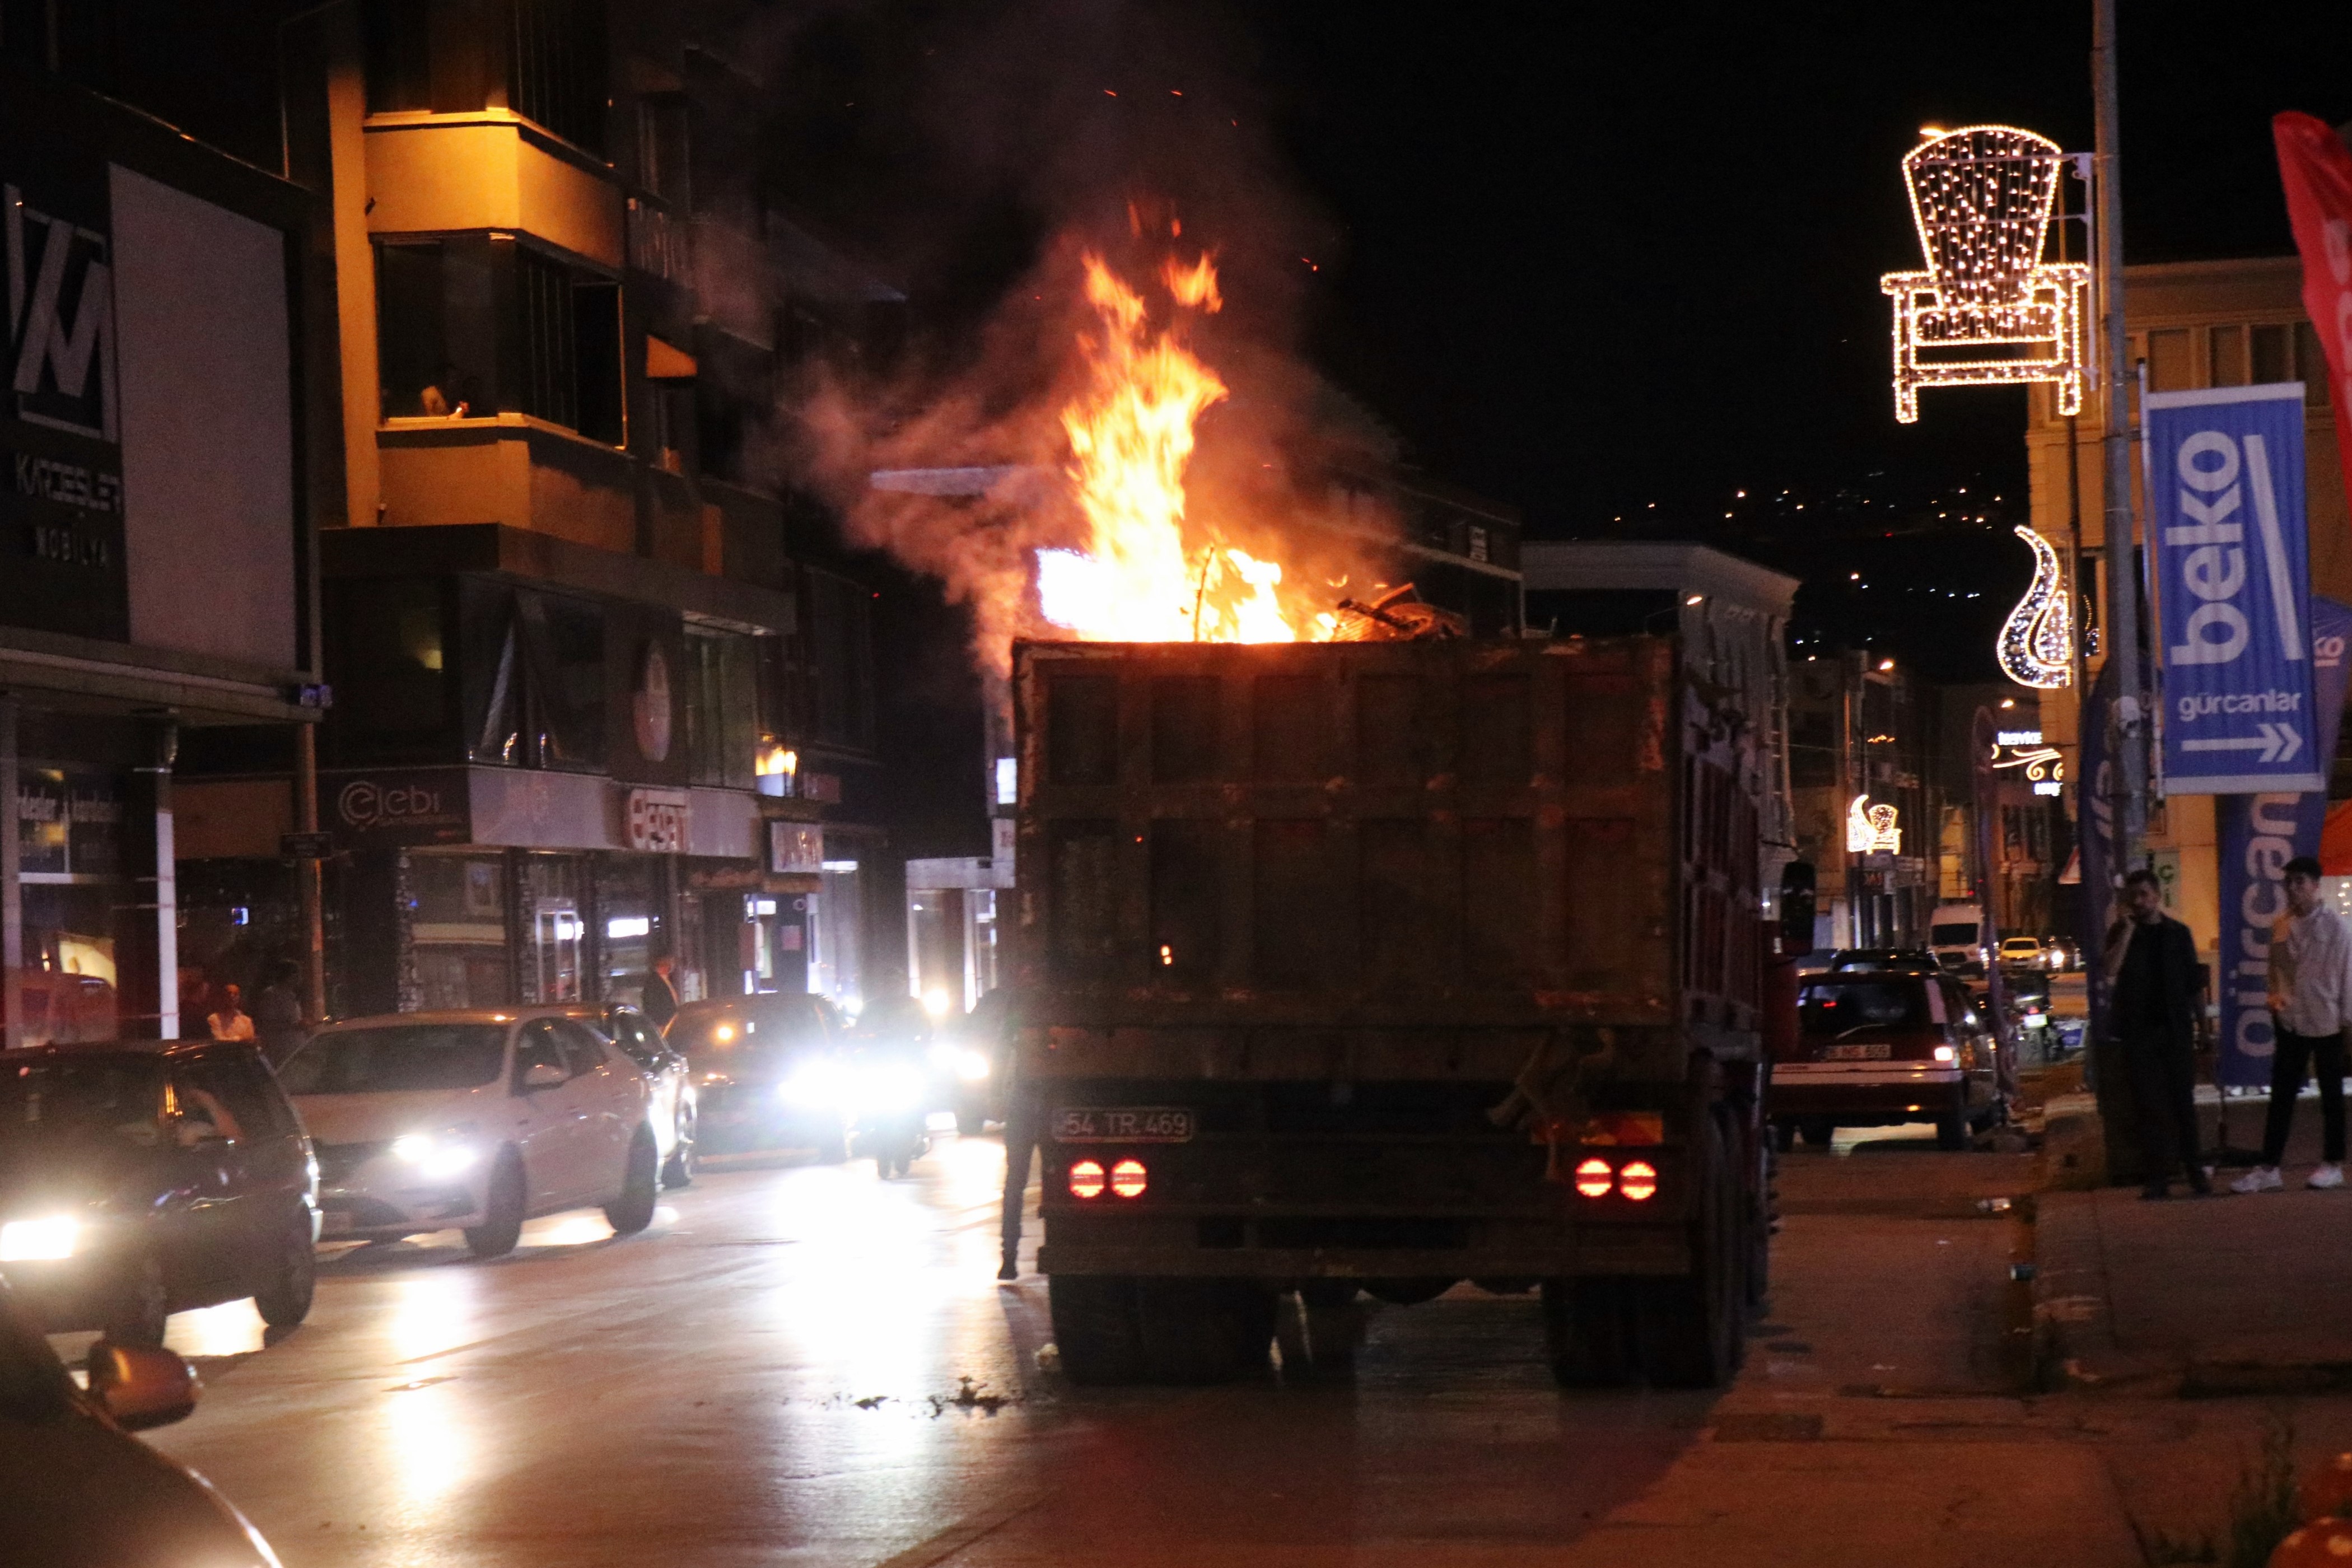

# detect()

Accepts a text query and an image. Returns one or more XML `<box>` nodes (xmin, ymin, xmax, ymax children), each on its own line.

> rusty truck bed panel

<box><xmin>1011</xmin><ymin>637</ymin><xmax>1762</xmax><ymax>1068</ymax></box>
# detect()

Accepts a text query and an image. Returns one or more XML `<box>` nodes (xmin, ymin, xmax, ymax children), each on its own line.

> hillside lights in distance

<box><xmin>1996</xmin><ymin>524</ymin><xmax>2073</xmax><ymax>688</ymax></box>
<box><xmin>1881</xmin><ymin>125</ymin><xmax>2091</xmax><ymax>423</ymax></box>
<box><xmin>1847</xmin><ymin>794</ymin><xmax>1901</xmax><ymax>854</ymax></box>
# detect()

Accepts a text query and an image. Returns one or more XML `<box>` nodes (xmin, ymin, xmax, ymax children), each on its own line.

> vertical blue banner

<box><xmin>2215</xmin><ymin>596</ymin><xmax>2352</xmax><ymax>1085</ymax></box>
<box><xmin>2149</xmin><ymin>383</ymin><xmax>2320</xmax><ymax>793</ymax></box>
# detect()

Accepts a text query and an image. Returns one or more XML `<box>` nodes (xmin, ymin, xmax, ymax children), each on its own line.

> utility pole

<box><xmin>2093</xmin><ymin>0</ymin><xmax>2146</xmax><ymax>869</ymax></box>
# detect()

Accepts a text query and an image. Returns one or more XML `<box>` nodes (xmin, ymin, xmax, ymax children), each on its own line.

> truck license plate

<box><xmin>1822</xmin><ymin>1043</ymin><xmax>1892</xmax><ymax>1061</ymax></box>
<box><xmin>1053</xmin><ymin>1106</ymin><xmax>1195</xmax><ymax>1143</ymax></box>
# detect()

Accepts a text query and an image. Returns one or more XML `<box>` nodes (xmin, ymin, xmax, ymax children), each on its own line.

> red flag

<box><xmin>2275</xmin><ymin>113</ymin><xmax>2352</xmax><ymax>503</ymax></box>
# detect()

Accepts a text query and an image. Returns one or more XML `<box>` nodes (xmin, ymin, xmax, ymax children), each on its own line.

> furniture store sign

<box><xmin>2149</xmin><ymin>382</ymin><xmax>2322</xmax><ymax>794</ymax></box>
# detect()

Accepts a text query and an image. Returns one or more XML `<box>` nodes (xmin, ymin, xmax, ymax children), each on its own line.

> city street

<box><xmin>82</xmin><ymin>1126</ymin><xmax>2175</xmax><ymax>1568</ymax></box>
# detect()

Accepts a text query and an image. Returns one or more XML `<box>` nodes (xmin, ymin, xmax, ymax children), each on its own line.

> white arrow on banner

<box><xmin>2181</xmin><ymin>721</ymin><xmax>2303</xmax><ymax>763</ymax></box>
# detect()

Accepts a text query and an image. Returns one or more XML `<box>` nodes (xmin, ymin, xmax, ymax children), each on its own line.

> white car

<box><xmin>278</xmin><ymin>1010</ymin><xmax>658</xmax><ymax>1258</ymax></box>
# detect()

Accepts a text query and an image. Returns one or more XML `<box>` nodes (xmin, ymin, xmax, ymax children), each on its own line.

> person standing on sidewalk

<box><xmin>2104</xmin><ymin>868</ymin><xmax>2213</xmax><ymax>1199</ymax></box>
<box><xmin>2233</xmin><ymin>856</ymin><xmax>2352</xmax><ymax>1193</ymax></box>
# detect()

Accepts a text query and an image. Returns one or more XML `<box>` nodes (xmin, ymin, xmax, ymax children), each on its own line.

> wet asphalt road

<box><xmin>118</xmin><ymin>1126</ymin><xmax>2037</xmax><ymax>1567</ymax></box>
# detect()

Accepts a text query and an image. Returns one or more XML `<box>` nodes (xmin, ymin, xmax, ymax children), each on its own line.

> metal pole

<box><xmin>296</xmin><ymin>721</ymin><xmax>325</xmax><ymax>1021</ymax></box>
<box><xmin>2093</xmin><ymin>0</ymin><xmax>2146</xmax><ymax>869</ymax></box>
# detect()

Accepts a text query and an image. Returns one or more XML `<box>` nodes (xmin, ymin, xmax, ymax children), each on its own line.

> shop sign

<box><xmin>0</xmin><ymin>155</ymin><xmax>131</xmax><ymax>641</ymax></box>
<box><xmin>327</xmin><ymin>768</ymin><xmax>471</xmax><ymax>846</ymax></box>
<box><xmin>2148</xmin><ymin>382</ymin><xmax>2322</xmax><ymax>793</ymax></box>
<box><xmin>769</xmin><ymin>822</ymin><xmax>823</xmax><ymax>875</ymax></box>
<box><xmin>626</xmin><ymin>787</ymin><xmax>690</xmax><ymax>852</ymax></box>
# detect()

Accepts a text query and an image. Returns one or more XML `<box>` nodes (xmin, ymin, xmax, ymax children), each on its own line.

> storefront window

<box><xmin>519</xmin><ymin>853</ymin><xmax>584</xmax><ymax>1003</ymax></box>
<box><xmin>592</xmin><ymin>854</ymin><xmax>659</xmax><ymax>1005</ymax></box>
<box><xmin>410</xmin><ymin>851</ymin><xmax>509</xmax><ymax>1010</ymax></box>
<box><xmin>808</xmin><ymin>860</ymin><xmax>864</xmax><ymax>1014</ymax></box>
<box><xmin>17</xmin><ymin>767</ymin><xmax>127</xmax><ymax>1044</ymax></box>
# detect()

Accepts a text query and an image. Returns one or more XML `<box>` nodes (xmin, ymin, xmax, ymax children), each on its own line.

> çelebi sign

<box><xmin>2149</xmin><ymin>382</ymin><xmax>2323</xmax><ymax>795</ymax></box>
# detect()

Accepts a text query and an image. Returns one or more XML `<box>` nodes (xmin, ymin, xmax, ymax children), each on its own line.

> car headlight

<box><xmin>713</xmin><ymin>1024</ymin><xmax>736</xmax><ymax>1043</ymax></box>
<box><xmin>390</xmin><ymin>1130</ymin><xmax>479</xmax><ymax>1180</ymax></box>
<box><xmin>0</xmin><ymin>1216</ymin><xmax>78</xmax><ymax>1262</ymax></box>
<box><xmin>780</xmin><ymin>1061</ymin><xmax>851</xmax><ymax>1111</ymax></box>
<box><xmin>955</xmin><ymin>1050</ymin><xmax>991</xmax><ymax>1084</ymax></box>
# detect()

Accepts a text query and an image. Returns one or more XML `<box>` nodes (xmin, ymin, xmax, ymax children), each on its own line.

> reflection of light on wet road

<box><xmin>378</xmin><ymin>1378</ymin><xmax>478</xmax><ymax>1519</ymax></box>
<box><xmin>522</xmin><ymin>1212</ymin><xmax>615</xmax><ymax>1248</ymax></box>
<box><xmin>764</xmin><ymin>1135</ymin><xmax>1014</xmax><ymax>1459</ymax></box>
<box><xmin>166</xmin><ymin>1296</ymin><xmax>268</xmax><ymax>1357</ymax></box>
<box><xmin>383</xmin><ymin>1266</ymin><xmax>482</xmax><ymax>1362</ymax></box>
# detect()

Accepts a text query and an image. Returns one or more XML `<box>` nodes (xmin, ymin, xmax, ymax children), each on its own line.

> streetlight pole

<box><xmin>2093</xmin><ymin>0</ymin><xmax>2146</xmax><ymax>869</ymax></box>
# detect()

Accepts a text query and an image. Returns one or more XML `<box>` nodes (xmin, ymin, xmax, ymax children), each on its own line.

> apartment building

<box><xmin>2025</xmin><ymin>256</ymin><xmax>2346</xmax><ymax>955</ymax></box>
<box><xmin>162</xmin><ymin>2</ymin><xmax>898</xmax><ymax>1020</ymax></box>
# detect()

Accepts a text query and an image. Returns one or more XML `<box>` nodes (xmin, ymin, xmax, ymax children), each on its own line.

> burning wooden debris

<box><xmin>1329</xmin><ymin>584</ymin><xmax>1466</xmax><ymax>641</ymax></box>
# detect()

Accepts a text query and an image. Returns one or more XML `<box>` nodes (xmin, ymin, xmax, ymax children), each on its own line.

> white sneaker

<box><xmin>2309</xmin><ymin>1163</ymin><xmax>2346</xmax><ymax>1190</ymax></box>
<box><xmin>2232</xmin><ymin>1166</ymin><xmax>2285</xmax><ymax>1193</ymax></box>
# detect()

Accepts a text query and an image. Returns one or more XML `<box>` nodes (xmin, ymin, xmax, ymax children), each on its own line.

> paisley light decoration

<box><xmin>1846</xmin><ymin>794</ymin><xmax>1902</xmax><ymax>855</ymax></box>
<box><xmin>1996</xmin><ymin>524</ymin><xmax>2074</xmax><ymax>688</ymax></box>
<box><xmin>1881</xmin><ymin>125</ymin><xmax>2091</xmax><ymax>423</ymax></box>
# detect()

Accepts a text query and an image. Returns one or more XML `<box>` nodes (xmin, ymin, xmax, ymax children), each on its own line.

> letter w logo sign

<box><xmin>6</xmin><ymin>183</ymin><xmax>115</xmax><ymax>442</ymax></box>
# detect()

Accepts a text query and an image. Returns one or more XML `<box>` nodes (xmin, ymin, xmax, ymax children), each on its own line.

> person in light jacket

<box><xmin>2234</xmin><ymin>856</ymin><xmax>2352</xmax><ymax>1192</ymax></box>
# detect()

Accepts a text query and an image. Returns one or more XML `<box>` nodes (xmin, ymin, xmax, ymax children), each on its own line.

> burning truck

<box><xmin>861</xmin><ymin>241</ymin><xmax>1771</xmax><ymax>1386</ymax></box>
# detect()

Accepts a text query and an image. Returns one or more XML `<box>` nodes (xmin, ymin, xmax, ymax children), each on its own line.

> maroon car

<box><xmin>1768</xmin><ymin>969</ymin><xmax>2003</xmax><ymax>1151</ymax></box>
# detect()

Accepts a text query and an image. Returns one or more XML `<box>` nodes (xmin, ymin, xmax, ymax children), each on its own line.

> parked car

<box><xmin>668</xmin><ymin>995</ymin><xmax>846</xmax><ymax>1160</ymax></box>
<box><xmin>2042</xmin><ymin>935</ymin><xmax>2082</xmax><ymax>972</ymax></box>
<box><xmin>1998</xmin><ymin>936</ymin><xmax>2051</xmax><ymax>970</ymax></box>
<box><xmin>573</xmin><ymin>1004</ymin><xmax>697</xmax><ymax>1189</ymax></box>
<box><xmin>277</xmin><ymin>1010</ymin><xmax>657</xmax><ymax>1258</ymax></box>
<box><xmin>1827</xmin><ymin>948</ymin><xmax>1943</xmax><ymax>975</ymax></box>
<box><xmin>0</xmin><ymin>1040</ymin><xmax>316</xmax><ymax>1345</ymax></box>
<box><xmin>1769</xmin><ymin>968</ymin><xmax>2004</xmax><ymax>1151</ymax></box>
<box><xmin>0</xmin><ymin>1278</ymin><xmax>282</xmax><ymax>1567</ymax></box>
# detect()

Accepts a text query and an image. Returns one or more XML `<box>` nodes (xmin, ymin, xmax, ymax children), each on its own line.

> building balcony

<box><xmin>365</xmin><ymin>112</ymin><xmax>622</xmax><ymax>271</ymax></box>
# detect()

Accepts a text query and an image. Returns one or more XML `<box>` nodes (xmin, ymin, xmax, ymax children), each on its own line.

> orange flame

<box><xmin>1039</xmin><ymin>251</ymin><xmax>1334</xmax><ymax>643</ymax></box>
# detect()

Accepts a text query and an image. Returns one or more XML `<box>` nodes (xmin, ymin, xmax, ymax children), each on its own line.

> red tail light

<box><xmin>1068</xmin><ymin>1159</ymin><xmax>1106</xmax><ymax>1199</ymax></box>
<box><xmin>1618</xmin><ymin>1160</ymin><xmax>1658</xmax><ymax>1202</ymax></box>
<box><xmin>1573</xmin><ymin>1158</ymin><xmax>1614</xmax><ymax>1199</ymax></box>
<box><xmin>1110</xmin><ymin>1159</ymin><xmax>1148</xmax><ymax>1198</ymax></box>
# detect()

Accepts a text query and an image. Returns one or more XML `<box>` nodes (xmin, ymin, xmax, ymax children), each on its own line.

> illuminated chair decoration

<box><xmin>1880</xmin><ymin>125</ymin><xmax>2090</xmax><ymax>424</ymax></box>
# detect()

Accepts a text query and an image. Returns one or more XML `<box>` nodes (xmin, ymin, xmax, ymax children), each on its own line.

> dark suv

<box><xmin>0</xmin><ymin>1040</ymin><xmax>318</xmax><ymax>1344</ymax></box>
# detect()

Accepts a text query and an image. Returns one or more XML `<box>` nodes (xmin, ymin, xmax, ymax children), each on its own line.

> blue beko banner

<box><xmin>2149</xmin><ymin>382</ymin><xmax>2320</xmax><ymax>794</ymax></box>
<box><xmin>2214</xmin><ymin>596</ymin><xmax>2352</xmax><ymax>1086</ymax></box>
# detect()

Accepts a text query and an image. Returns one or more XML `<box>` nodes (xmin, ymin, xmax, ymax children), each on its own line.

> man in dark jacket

<box><xmin>640</xmin><ymin>954</ymin><xmax>680</xmax><ymax>1032</ymax></box>
<box><xmin>2103</xmin><ymin>868</ymin><xmax>2211</xmax><ymax>1198</ymax></box>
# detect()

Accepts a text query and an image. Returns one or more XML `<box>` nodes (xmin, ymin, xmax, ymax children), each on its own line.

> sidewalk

<box><xmin>2036</xmin><ymin>1088</ymin><xmax>2352</xmax><ymax>1394</ymax></box>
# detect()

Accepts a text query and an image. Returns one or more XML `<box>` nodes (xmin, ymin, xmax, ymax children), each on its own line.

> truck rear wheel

<box><xmin>1635</xmin><ymin>1113</ymin><xmax>1747</xmax><ymax>1389</ymax></box>
<box><xmin>1049</xmin><ymin>1275</ymin><xmax>1146</xmax><ymax>1385</ymax></box>
<box><xmin>1135</xmin><ymin>1278</ymin><xmax>1275</xmax><ymax>1384</ymax></box>
<box><xmin>1542</xmin><ymin>1277</ymin><xmax>1637</xmax><ymax>1387</ymax></box>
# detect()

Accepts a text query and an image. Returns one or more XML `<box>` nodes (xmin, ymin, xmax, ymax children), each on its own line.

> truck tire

<box><xmin>1799</xmin><ymin>1118</ymin><xmax>1836</xmax><ymax>1147</ymax></box>
<box><xmin>1542</xmin><ymin>1277</ymin><xmax>1637</xmax><ymax>1387</ymax></box>
<box><xmin>1634</xmin><ymin>1113</ymin><xmax>1746</xmax><ymax>1389</ymax></box>
<box><xmin>1299</xmin><ymin>1281</ymin><xmax>1364</xmax><ymax>1377</ymax></box>
<box><xmin>1049</xmin><ymin>1275</ymin><xmax>1145</xmax><ymax>1385</ymax></box>
<box><xmin>1135</xmin><ymin>1278</ymin><xmax>1275</xmax><ymax>1384</ymax></box>
<box><xmin>1935</xmin><ymin>1109</ymin><xmax>1969</xmax><ymax>1151</ymax></box>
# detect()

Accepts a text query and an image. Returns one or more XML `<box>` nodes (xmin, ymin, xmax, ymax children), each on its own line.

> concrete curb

<box><xmin>2029</xmin><ymin>1188</ymin><xmax>2185</xmax><ymax>1395</ymax></box>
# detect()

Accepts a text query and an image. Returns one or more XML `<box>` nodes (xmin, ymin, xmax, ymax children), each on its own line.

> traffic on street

<box><xmin>3</xmin><ymin>3</ymin><xmax>2350</xmax><ymax>1566</ymax></box>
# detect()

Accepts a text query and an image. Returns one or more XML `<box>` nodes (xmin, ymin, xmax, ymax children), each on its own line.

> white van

<box><xmin>1929</xmin><ymin>903</ymin><xmax>1986</xmax><ymax>974</ymax></box>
